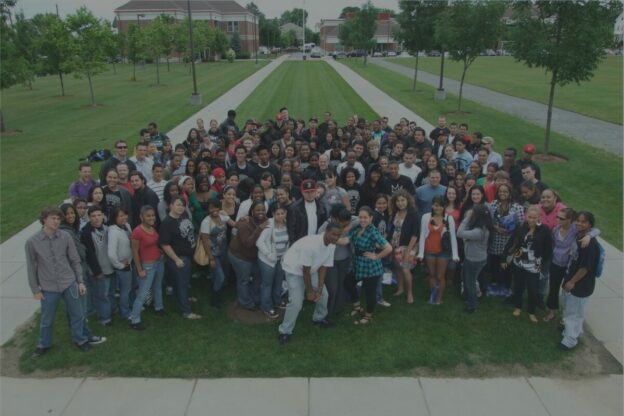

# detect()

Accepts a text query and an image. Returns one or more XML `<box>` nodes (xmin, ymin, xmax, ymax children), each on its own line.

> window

<box><xmin>227</xmin><ymin>21</ymin><xmax>239</xmax><ymax>33</ymax></box>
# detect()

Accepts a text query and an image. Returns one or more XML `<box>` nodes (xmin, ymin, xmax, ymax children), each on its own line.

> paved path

<box><xmin>0</xmin><ymin>55</ymin><xmax>287</xmax><ymax>346</ymax></box>
<box><xmin>326</xmin><ymin>57</ymin><xmax>624</xmax><ymax>364</ymax></box>
<box><xmin>373</xmin><ymin>58</ymin><xmax>623</xmax><ymax>156</ymax></box>
<box><xmin>1</xmin><ymin>375</ymin><xmax>622</xmax><ymax>416</ymax></box>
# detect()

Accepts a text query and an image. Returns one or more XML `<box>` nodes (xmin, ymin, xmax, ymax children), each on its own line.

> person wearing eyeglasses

<box><xmin>99</xmin><ymin>139</ymin><xmax>137</xmax><ymax>184</ymax></box>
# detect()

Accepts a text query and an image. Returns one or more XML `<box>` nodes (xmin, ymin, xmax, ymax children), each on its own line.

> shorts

<box><xmin>425</xmin><ymin>252</ymin><xmax>450</xmax><ymax>261</ymax></box>
<box><xmin>393</xmin><ymin>246</ymin><xmax>417</xmax><ymax>269</ymax></box>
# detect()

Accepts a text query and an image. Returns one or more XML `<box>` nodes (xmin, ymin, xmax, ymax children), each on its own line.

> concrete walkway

<box><xmin>1</xmin><ymin>375</ymin><xmax>622</xmax><ymax>416</ymax></box>
<box><xmin>0</xmin><ymin>55</ymin><xmax>287</xmax><ymax>346</ymax></box>
<box><xmin>326</xmin><ymin>57</ymin><xmax>624</xmax><ymax>365</ymax></box>
<box><xmin>373</xmin><ymin>58</ymin><xmax>623</xmax><ymax>156</ymax></box>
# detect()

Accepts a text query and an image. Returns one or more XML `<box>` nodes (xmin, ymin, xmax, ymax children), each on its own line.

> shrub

<box><xmin>225</xmin><ymin>48</ymin><xmax>236</xmax><ymax>63</ymax></box>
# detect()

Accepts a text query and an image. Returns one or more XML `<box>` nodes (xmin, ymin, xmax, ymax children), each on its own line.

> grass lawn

<box><xmin>0</xmin><ymin>61</ymin><xmax>267</xmax><ymax>242</ymax></box>
<box><xmin>386</xmin><ymin>56</ymin><xmax>623</xmax><ymax>125</ymax></box>
<box><xmin>236</xmin><ymin>61</ymin><xmax>378</xmax><ymax>123</ymax></box>
<box><xmin>343</xmin><ymin>60</ymin><xmax>623</xmax><ymax>250</ymax></box>
<box><xmin>15</xmin><ymin>274</ymin><xmax>573</xmax><ymax>377</ymax></box>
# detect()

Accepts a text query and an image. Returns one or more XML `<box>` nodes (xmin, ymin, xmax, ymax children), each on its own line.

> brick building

<box><xmin>318</xmin><ymin>12</ymin><xmax>399</xmax><ymax>53</ymax></box>
<box><xmin>114</xmin><ymin>0</ymin><xmax>259</xmax><ymax>54</ymax></box>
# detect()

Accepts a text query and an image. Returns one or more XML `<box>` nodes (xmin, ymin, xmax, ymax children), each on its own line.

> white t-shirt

<box><xmin>281</xmin><ymin>234</ymin><xmax>336</xmax><ymax>276</ymax></box>
<box><xmin>305</xmin><ymin>200</ymin><xmax>317</xmax><ymax>236</ymax></box>
<box><xmin>399</xmin><ymin>163</ymin><xmax>422</xmax><ymax>183</ymax></box>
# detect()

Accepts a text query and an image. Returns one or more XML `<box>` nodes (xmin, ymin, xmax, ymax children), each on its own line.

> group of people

<box><xmin>27</xmin><ymin>110</ymin><xmax>602</xmax><ymax>353</ymax></box>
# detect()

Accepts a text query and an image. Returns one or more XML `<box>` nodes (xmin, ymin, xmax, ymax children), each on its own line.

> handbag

<box><xmin>193</xmin><ymin>241</ymin><xmax>210</xmax><ymax>266</ymax></box>
<box><xmin>441</xmin><ymin>215</ymin><xmax>452</xmax><ymax>253</ymax></box>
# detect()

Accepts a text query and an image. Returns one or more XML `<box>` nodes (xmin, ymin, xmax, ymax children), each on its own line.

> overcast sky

<box><xmin>15</xmin><ymin>0</ymin><xmax>400</xmax><ymax>28</ymax></box>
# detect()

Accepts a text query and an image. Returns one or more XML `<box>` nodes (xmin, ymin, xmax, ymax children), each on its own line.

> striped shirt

<box><xmin>273</xmin><ymin>226</ymin><xmax>289</xmax><ymax>259</ymax></box>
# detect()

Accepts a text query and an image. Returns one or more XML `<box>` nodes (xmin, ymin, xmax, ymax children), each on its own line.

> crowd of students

<box><xmin>26</xmin><ymin>110</ymin><xmax>602</xmax><ymax>353</ymax></box>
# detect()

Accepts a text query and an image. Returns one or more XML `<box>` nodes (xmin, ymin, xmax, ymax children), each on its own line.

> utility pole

<box><xmin>302</xmin><ymin>0</ymin><xmax>306</xmax><ymax>59</ymax></box>
<box><xmin>187</xmin><ymin>0</ymin><xmax>201</xmax><ymax>105</ymax></box>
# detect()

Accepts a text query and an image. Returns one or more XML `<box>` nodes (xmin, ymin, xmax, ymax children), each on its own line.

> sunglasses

<box><xmin>117</xmin><ymin>145</ymin><xmax>128</xmax><ymax>149</ymax></box>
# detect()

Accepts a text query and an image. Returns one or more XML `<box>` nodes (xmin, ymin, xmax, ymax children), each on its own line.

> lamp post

<box><xmin>136</xmin><ymin>14</ymin><xmax>145</xmax><ymax>71</ymax></box>
<box><xmin>302</xmin><ymin>0</ymin><xmax>306</xmax><ymax>59</ymax></box>
<box><xmin>254</xmin><ymin>13</ymin><xmax>258</xmax><ymax>66</ymax></box>
<box><xmin>187</xmin><ymin>0</ymin><xmax>201</xmax><ymax>105</ymax></box>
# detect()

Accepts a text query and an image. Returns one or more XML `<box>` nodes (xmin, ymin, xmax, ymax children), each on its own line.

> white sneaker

<box><xmin>377</xmin><ymin>299</ymin><xmax>391</xmax><ymax>307</ymax></box>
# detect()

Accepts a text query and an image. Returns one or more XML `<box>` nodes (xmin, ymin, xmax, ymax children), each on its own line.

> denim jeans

<box><xmin>278</xmin><ymin>272</ymin><xmax>328</xmax><ymax>335</ymax></box>
<box><xmin>130</xmin><ymin>260</ymin><xmax>164</xmax><ymax>324</ymax></box>
<box><xmin>462</xmin><ymin>259</ymin><xmax>487</xmax><ymax>310</ymax></box>
<box><xmin>561</xmin><ymin>292</ymin><xmax>589</xmax><ymax>348</ymax></box>
<box><xmin>93</xmin><ymin>273</ymin><xmax>115</xmax><ymax>324</ymax></box>
<box><xmin>39</xmin><ymin>281</ymin><xmax>88</xmax><ymax>348</ymax></box>
<box><xmin>115</xmin><ymin>268</ymin><xmax>133</xmax><ymax>320</ymax></box>
<box><xmin>166</xmin><ymin>256</ymin><xmax>192</xmax><ymax>316</ymax></box>
<box><xmin>228</xmin><ymin>250</ymin><xmax>260</xmax><ymax>309</ymax></box>
<box><xmin>258</xmin><ymin>259</ymin><xmax>284</xmax><ymax>312</ymax></box>
<box><xmin>209</xmin><ymin>255</ymin><xmax>227</xmax><ymax>292</ymax></box>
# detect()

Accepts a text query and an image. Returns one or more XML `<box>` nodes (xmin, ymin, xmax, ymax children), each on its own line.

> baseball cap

<box><xmin>481</xmin><ymin>136</ymin><xmax>494</xmax><ymax>145</ymax></box>
<box><xmin>301</xmin><ymin>179</ymin><xmax>317</xmax><ymax>192</ymax></box>
<box><xmin>523</xmin><ymin>144</ymin><xmax>536</xmax><ymax>154</ymax></box>
<box><xmin>212</xmin><ymin>168</ymin><xmax>225</xmax><ymax>178</ymax></box>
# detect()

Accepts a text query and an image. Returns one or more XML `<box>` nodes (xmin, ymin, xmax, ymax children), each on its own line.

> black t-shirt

<box><xmin>228</xmin><ymin>163</ymin><xmax>256</xmax><ymax>183</ymax></box>
<box><xmin>253</xmin><ymin>162</ymin><xmax>281</xmax><ymax>186</ymax></box>
<box><xmin>159</xmin><ymin>215</ymin><xmax>196</xmax><ymax>258</ymax></box>
<box><xmin>386</xmin><ymin>175</ymin><xmax>416</xmax><ymax>196</ymax></box>
<box><xmin>564</xmin><ymin>237</ymin><xmax>599</xmax><ymax>298</ymax></box>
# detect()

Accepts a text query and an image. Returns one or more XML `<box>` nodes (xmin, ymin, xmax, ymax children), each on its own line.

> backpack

<box><xmin>595</xmin><ymin>241</ymin><xmax>606</xmax><ymax>278</ymax></box>
<box><xmin>84</xmin><ymin>149</ymin><xmax>112</xmax><ymax>162</ymax></box>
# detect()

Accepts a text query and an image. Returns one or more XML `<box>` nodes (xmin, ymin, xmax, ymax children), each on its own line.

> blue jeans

<box><xmin>115</xmin><ymin>268</ymin><xmax>133</xmax><ymax>320</ymax></box>
<box><xmin>93</xmin><ymin>273</ymin><xmax>115</xmax><ymax>324</ymax></box>
<box><xmin>130</xmin><ymin>260</ymin><xmax>164</xmax><ymax>324</ymax></box>
<box><xmin>166</xmin><ymin>256</ymin><xmax>192</xmax><ymax>316</ymax></box>
<box><xmin>462</xmin><ymin>259</ymin><xmax>487</xmax><ymax>310</ymax></box>
<box><xmin>209</xmin><ymin>255</ymin><xmax>227</xmax><ymax>292</ymax></box>
<box><xmin>39</xmin><ymin>281</ymin><xmax>88</xmax><ymax>348</ymax></box>
<box><xmin>278</xmin><ymin>272</ymin><xmax>328</xmax><ymax>335</ymax></box>
<box><xmin>228</xmin><ymin>250</ymin><xmax>260</xmax><ymax>309</ymax></box>
<box><xmin>561</xmin><ymin>292</ymin><xmax>589</xmax><ymax>348</ymax></box>
<box><xmin>258</xmin><ymin>259</ymin><xmax>284</xmax><ymax>312</ymax></box>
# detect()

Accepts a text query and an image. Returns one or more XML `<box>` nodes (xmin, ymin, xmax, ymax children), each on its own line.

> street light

<box><xmin>136</xmin><ymin>14</ymin><xmax>145</xmax><ymax>71</ymax></box>
<box><xmin>302</xmin><ymin>0</ymin><xmax>306</xmax><ymax>60</ymax></box>
<box><xmin>254</xmin><ymin>13</ymin><xmax>258</xmax><ymax>66</ymax></box>
<box><xmin>187</xmin><ymin>0</ymin><xmax>201</xmax><ymax>105</ymax></box>
<box><xmin>136</xmin><ymin>13</ymin><xmax>144</xmax><ymax>26</ymax></box>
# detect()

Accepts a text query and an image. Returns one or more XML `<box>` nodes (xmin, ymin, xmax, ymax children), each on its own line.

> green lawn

<box><xmin>0</xmin><ymin>61</ymin><xmax>267</xmax><ymax>242</ymax></box>
<box><xmin>236</xmin><ymin>61</ymin><xmax>378</xmax><ymax>123</ymax></box>
<box><xmin>344</xmin><ymin>60</ymin><xmax>623</xmax><ymax>249</ymax></box>
<box><xmin>386</xmin><ymin>56</ymin><xmax>623</xmax><ymax>125</ymax></box>
<box><xmin>16</xmin><ymin>275</ymin><xmax>572</xmax><ymax>377</ymax></box>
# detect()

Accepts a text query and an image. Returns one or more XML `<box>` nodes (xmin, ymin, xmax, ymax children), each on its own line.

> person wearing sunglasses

<box><xmin>99</xmin><ymin>139</ymin><xmax>137</xmax><ymax>184</ymax></box>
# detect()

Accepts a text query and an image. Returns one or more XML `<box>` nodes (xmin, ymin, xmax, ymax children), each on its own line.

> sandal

<box><xmin>529</xmin><ymin>314</ymin><xmax>538</xmax><ymax>323</ymax></box>
<box><xmin>185</xmin><ymin>313</ymin><xmax>202</xmax><ymax>320</ymax></box>
<box><xmin>188</xmin><ymin>297</ymin><xmax>198</xmax><ymax>303</ymax></box>
<box><xmin>354</xmin><ymin>314</ymin><xmax>373</xmax><ymax>325</ymax></box>
<box><xmin>543</xmin><ymin>313</ymin><xmax>557</xmax><ymax>322</ymax></box>
<box><xmin>512</xmin><ymin>308</ymin><xmax>521</xmax><ymax>317</ymax></box>
<box><xmin>350</xmin><ymin>304</ymin><xmax>364</xmax><ymax>317</ymax></box>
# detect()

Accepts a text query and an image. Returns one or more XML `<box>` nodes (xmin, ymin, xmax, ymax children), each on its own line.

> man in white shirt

<box><xmin>481</xmin><ymin>136</ymin><xmax>503</xmax><ymax>167</ymax></box>
<box><xmin>147</xmin><ymin>163</ymin><xmax>167</xmax><ymax>201</ymax></box>
<box><xmin>337</xmin><ymin>150</ymin><xmax>366</xmax><ymax>185</ymax></box>
<box><xmin>130</xmin><ymin>142</ymin><xmax>154</xmax><ymax>182</ymax></box>
<box><xmin>278</xmin><ymin>223</ymin><xmax>343</xmax><ymax>344</ymax></box>
<box><xmin>398</xmin><ymin>149</ymin><xmax>422</xmax><ymax>183</ymax></box>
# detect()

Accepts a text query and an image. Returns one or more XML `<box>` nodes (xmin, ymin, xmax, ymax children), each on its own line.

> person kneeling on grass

<box><xmin>27</xmin><ymin>207</ymin><xmax>106</xmax><ymax>358</ymax></box>
<box><xmin>277</xmin><ymin>223</ymin><xmax>343</xmax><ymax>345</ymax></box>
<box><xmin>559</xmin><ymin>211</ymin><xmax>601</xmax><ymax>351</ymax></box>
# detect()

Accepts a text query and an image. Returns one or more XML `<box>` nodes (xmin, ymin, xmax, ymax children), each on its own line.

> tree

<box><xmin>212</xmin><ymin>28</ymin><xmax>229</xmax><ymax>56</ymax></box>
<box><xmin>142</xmin><ymin>15</ymin><xmax>171</xmax><ymax>84</ymax></box>
<box><xmin>245</xmin><ymin>2</ymin><xmax>264</xmax><ymax>20</ymax></box>
<box><xmin>126</xmin><ymin>23</ymin><xmax>143</xmax><ymax>80</ymax></box>
<box><xmin>279</xmin><ymin>8</ymin><xmax>307</xmax><ymax>27</ymax></box>
<box><xmin>13</xmin><ymin>12</ymin><xmax>37</xmax><ymax>89</ymax></box>
<box><xmin>305</xmin><ymin>27</ymin><xmax>319</xmax><ymax>45</ymax></box>
<box><xmin>66</xmin><ymin>6</ymin><xmax>111</xmax><ymax>106</ymax></box>
<box><xmin>104</xmin><ymin>31</ymin><xmax>122</xmax><ymax>74</ymax></box>
<box><xmin>230</xmin><ymin>31</ymin><xmax>242</xmax><ymax>54</ymax></box>
<box><xmin>31</xmin><ymin>13</ymin><xmax>74</xmax><ymax>95</ymax></box>
<box><xmin>280</xmin><ymin>29</ymin><xmax>297</xmax><ymax>48</ymax></box>
<box><xmin>510</xmin><ymin>1</ymin><xmax>621</xmax><ymax>154</ymax></box>
<box><xmin>396</xmin><ymin>0</ymin><xmax>446</xmax><ymax>92</ymax></box>
<box><xmin>436</xmin><ymin>1</ymin><xmax>505</xmax><ymax>111</ymax></box>
<box><xmin>339</xmin><ymin>1</ymin><xmax>377</xmax><ymax>65</ymax></box>
<box><xmin>0</xmin><ymin>8</ymin><xmax>22</xmax><ymax>131</ymax></box>
<box><xmin>339</xmin><ymin>6</ymin><xmax>360</xmax><ymax>18</ymax></box>
<box><xmin>260</xmin><ymin>18</ymin><xmax>281</xmax><ymax>48</ymax></box>
<box><xmin>0</xmin><ymin>0</ymin><xmax>16</xmax><ymax>25</ymax></box>
<box><xmin>158</xmin><ymin>13</ymin><xmax>176</xmax><ymax>71</ymax></box>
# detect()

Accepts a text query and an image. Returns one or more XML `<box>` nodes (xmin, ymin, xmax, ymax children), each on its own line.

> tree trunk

<box><xmin>412</xmin><ymin>53</ymin><xmax>419</xmax><ymax>92</ymax></box>
<box><xmin>363</xmin><ymin>53</ymin><xmax>367</xmax><ymax>66</ymax></box>
<box><xmin>28</xmin><ymin>79</ymin><xmax>33</xmax><ymax>90</ymax></box>
<box><xmin>438</xmin><ymin>52</ymin><xmax>445</xmax><ymax>90</ymax></box>
<box><xmin>0</xmin><ymin>110</ymin><xmax>5</xmax><ymax>133</ymax></box>
<box><xmin>544</xmin><ymin>69</ymin><xmax>558</xmax><ymax>156</ymax></box>
<box><xmin>458</xmin><ymin>63</ymin><xmax>468</xmax><ymax>112</ymax></box>
<box><xmin>58</xmin><ymin>71</ymin><xmax>65</xmax><ymax>96</ymax></box>
<box><xmin>156</xmin><ymin>57</ymin><xmax>160</xmax><ymax>85</ymax></box>
<box><xmin>132</xmin><ymin>61</ymin><xmax>136</xmax><ymax>81</ymax></box>
<box><xmin>167</xmin><ymin>56</ymin><xmax>170</xmax><ymax>72</ymax></box>
<box><xmin>87</xmin><ymin>72</ymin><xmax>96</xmax><ymax>106</ymax></box>
<box><xmin>112</xmin><ymin>62</ymin><xmax>117</xmax><ymax>74</ymax></box>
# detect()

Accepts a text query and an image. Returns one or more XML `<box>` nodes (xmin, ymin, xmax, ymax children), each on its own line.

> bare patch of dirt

<box><xmin>1</xmin><ymin>129</ymin><xmax>23</xmax><ymax>136</ymax></box>
<box><xmin>533</xmin><ymin>153</ymin><xmax>568</xmax><ymax>163</ymax></box>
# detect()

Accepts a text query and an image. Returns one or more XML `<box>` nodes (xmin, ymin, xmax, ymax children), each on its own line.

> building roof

<box><xmin>114</xmin><ymin>0</ymin><xmax>249</xmax><ymax>14</ymax></box>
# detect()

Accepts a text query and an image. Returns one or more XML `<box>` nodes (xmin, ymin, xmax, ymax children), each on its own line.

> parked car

<box><xmin>372</xmin><ymin>51</ymin><xmax>383</xmax><ymax>57</ymax></box>
<box><xmin>427</xmin><ymin>50</ymin><xmax>441</xmax><ymax>57</ymax></box>
<box><xmin>331</xmin><ymin>51</ymin><xmax>347</xmax><ymax>59</ymax></box>
<box><xmin>347</xmin><ymin>50</ymin><xmax>366</xmax><ymax>57</ymax></box>
<box><xmin>310</xmin><ymin>48</ymin><xmax>323</xmax><ymax>58</ymax></box>
<box><xmin>387</xmin><ymin>51</ymin><xmax>397</xmax><ymax>57</ymax></box>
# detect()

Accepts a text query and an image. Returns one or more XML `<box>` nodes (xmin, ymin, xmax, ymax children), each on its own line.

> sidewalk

<box><xmin>0</xmin><ymin>55</ymin><xmax>287</xmax><ymax>346</ymax></box>
<box><xmin>373</xmin><ymin>58</ymin><xmax>623</xmax><ymax>156</ymax></box>
<box><xmin>1</xmin><ymin>375</ymin><xmax>622</xmax><ymax>416</ymax></box>
<box><xmin>326</xmin><ymin>57</ymin><xmax>623</xmax><ymax>365</ymax></box>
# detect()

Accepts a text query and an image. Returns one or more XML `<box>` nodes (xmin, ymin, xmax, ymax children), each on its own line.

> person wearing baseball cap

<box><xmin>287</xmin><ymin>179</ymin><xmax>328</xmax><ymax>244</ymax></box>
<box><xmin>519</xmin><ymin>143</ymin><xmax>541</xmax><ymax>180</ymax></box>
<box><xmin>211</xmin><ymin>167</ymin><xmax>226</xmax><ymax>194</ymax></box>
<box><xmin>481</xmin><ymin>136</ymin><xmax>503</xmax><ymax>167</ymax></box>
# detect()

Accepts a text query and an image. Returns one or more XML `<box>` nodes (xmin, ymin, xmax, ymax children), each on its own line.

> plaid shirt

<box><xmin>487</xmin><ymin>201</ymin><xmax>525</xmax><ymax>255</ymax></box>
<box><xmin>349</xmin><ymin>224</ymin><xmax>388</xmax><ymax>279</ymax></box>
